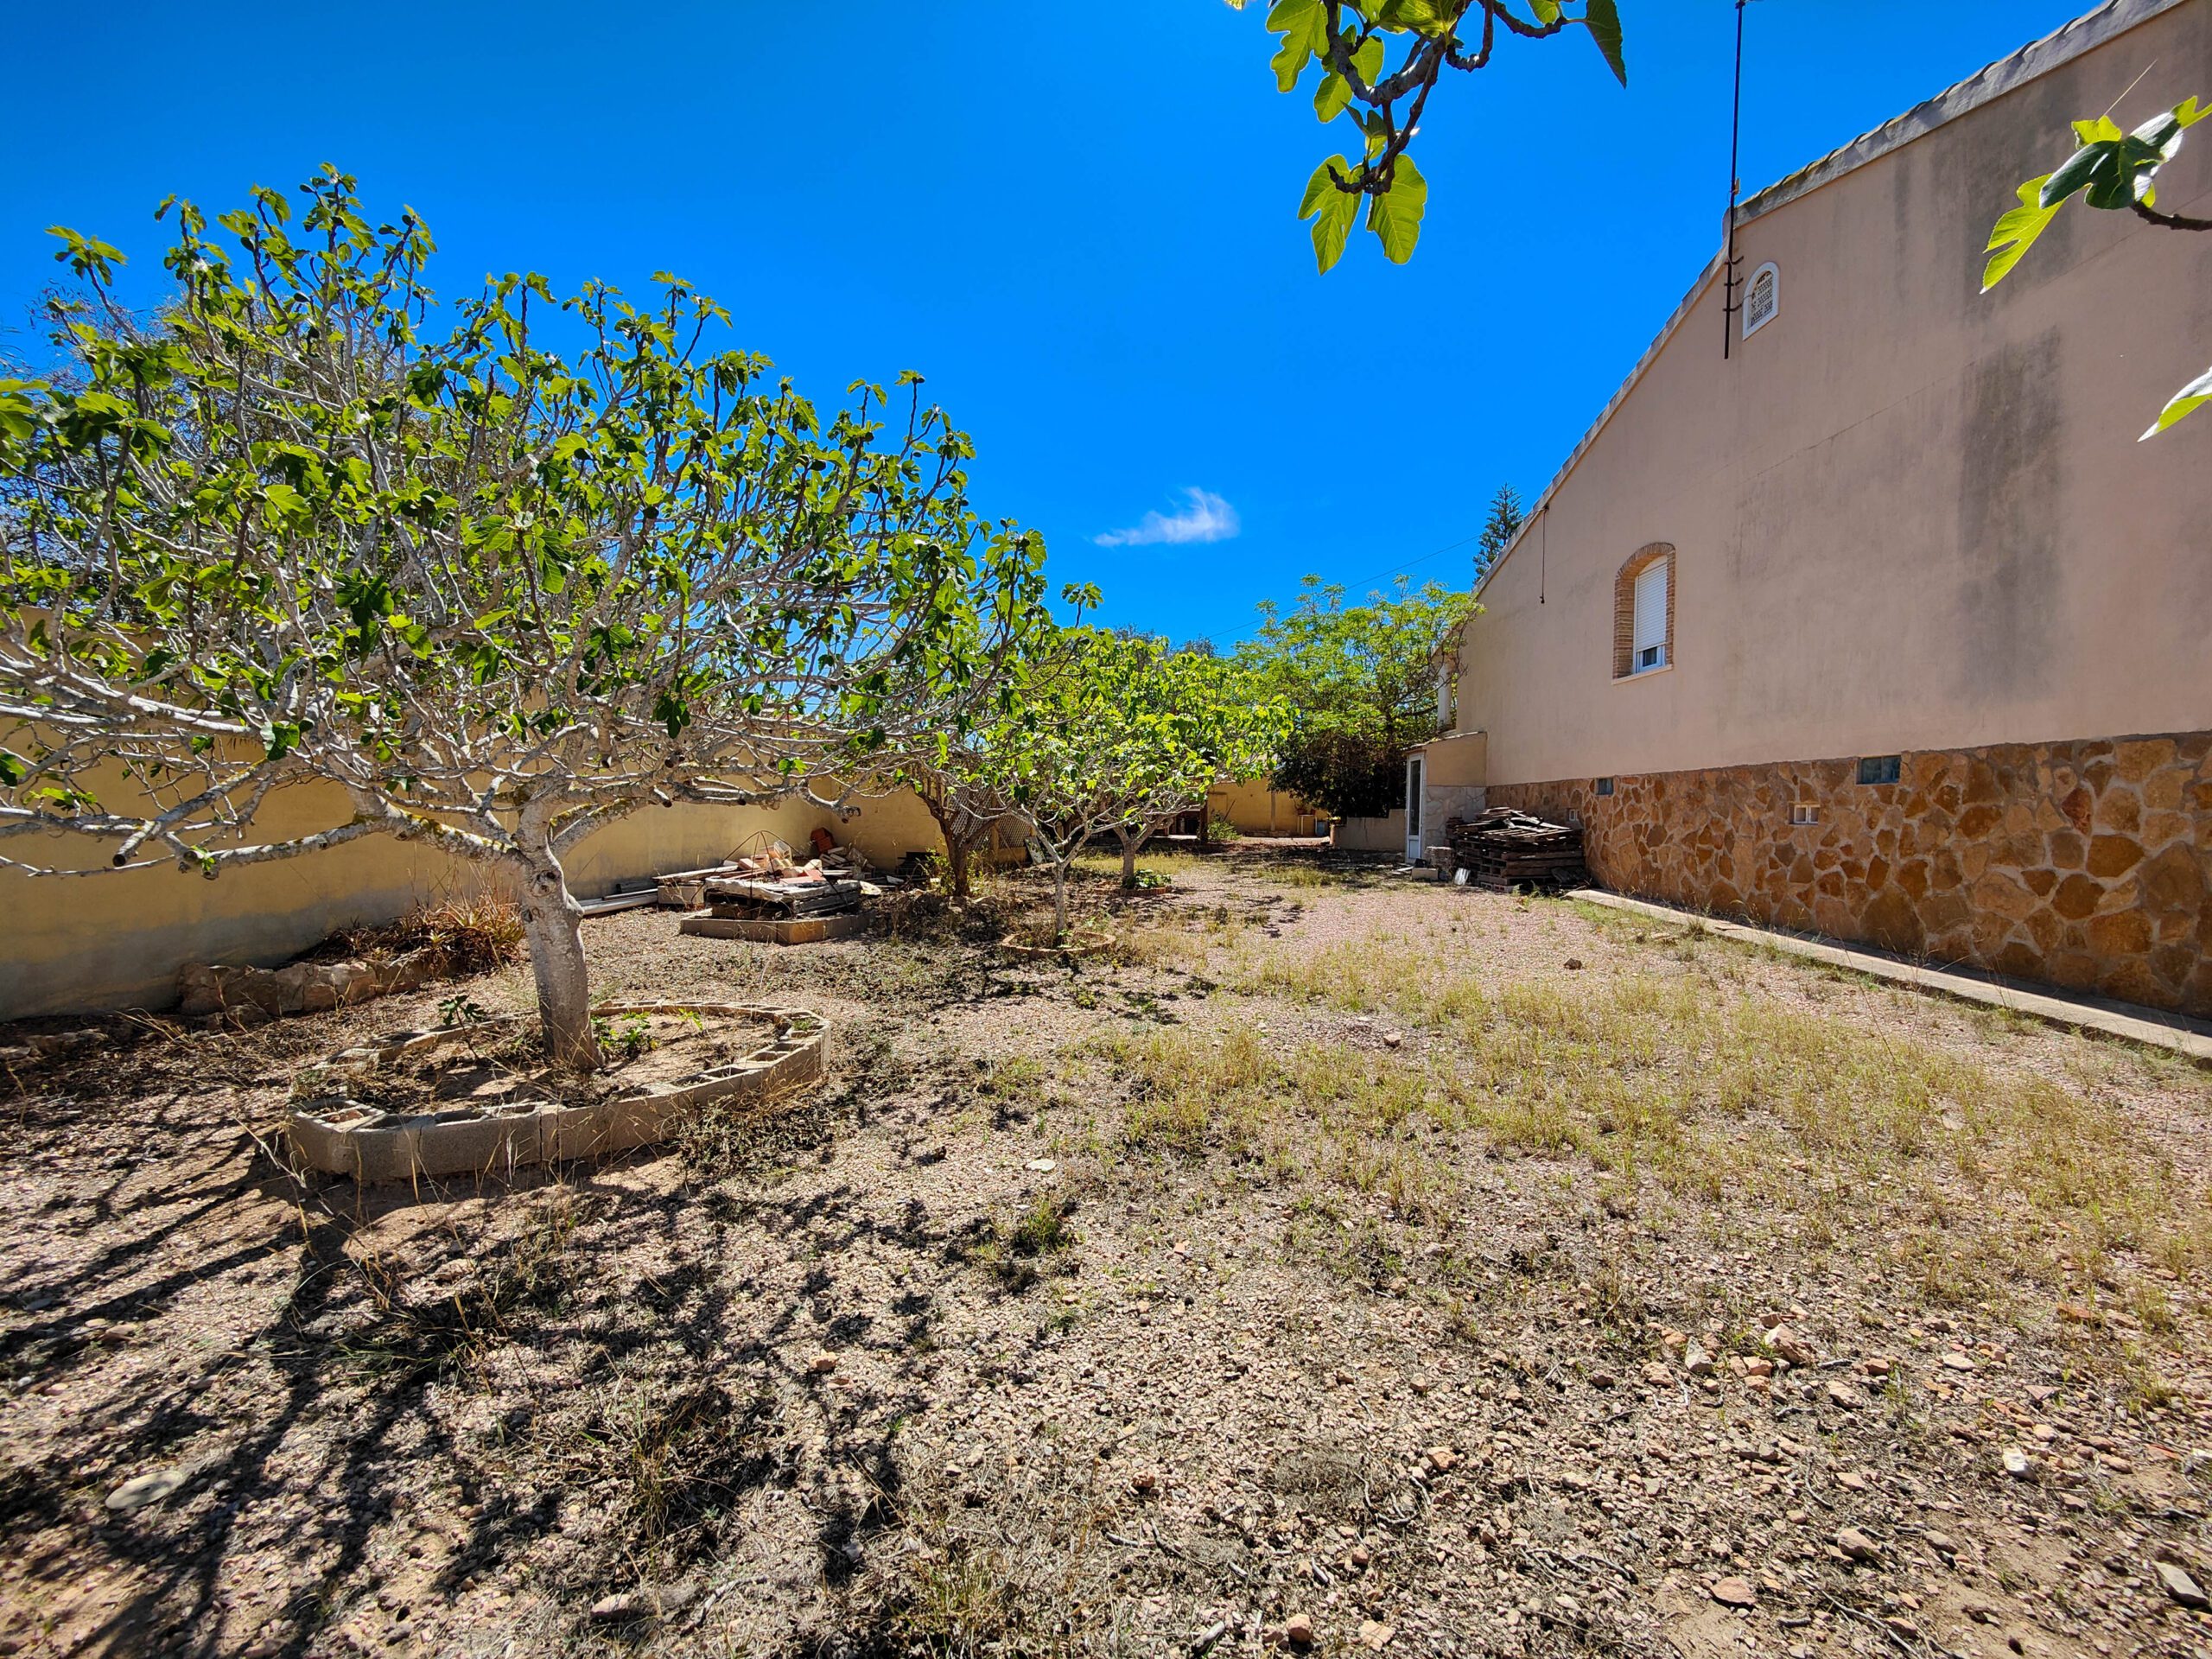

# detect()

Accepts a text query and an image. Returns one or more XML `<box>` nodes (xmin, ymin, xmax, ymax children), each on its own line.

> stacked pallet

<box><xmin>658</xmin><ymin>841</ymin><xmax>875</xmax><ymax>912</ymax></box>
<box><xmin>697</xmin><ymin>870</ymin><xmax>867</xmax><ymax>920</ymax></box>
<box><xmin>678</xmin><ymin>867</ymin><xmax>870</xmax><ymax>944</ymax></box>
<box><xmin>1445</xmin><ymin>808</ymin><xmax>1588</xmax><ymax>892</ymax></box>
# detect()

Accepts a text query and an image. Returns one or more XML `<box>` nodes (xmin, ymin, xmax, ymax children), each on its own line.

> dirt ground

<box><xmin>3</xmin><ymin>848</ymin><xmax>2209</xmax><ymax>1659</ymax></box>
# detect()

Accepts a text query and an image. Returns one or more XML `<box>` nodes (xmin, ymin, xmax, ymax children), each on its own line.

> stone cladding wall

<box><xmin>1487</xmin><ymin>731</ymin><xmax>2212</xmax><ymax>1017</ymax></box>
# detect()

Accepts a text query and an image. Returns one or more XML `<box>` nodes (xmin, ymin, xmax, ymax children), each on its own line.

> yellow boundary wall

<box><xmin>0</xmin><ymin>781</ymin><xmax>949</xmax><ymax>1020</ymax></box>
<box><xmin>1205</xmin><ymin>778</ymin><xmax>1317</xmax><ymax>837</ymax></box>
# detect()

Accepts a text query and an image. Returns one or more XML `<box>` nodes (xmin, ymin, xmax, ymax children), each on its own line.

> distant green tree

<box><xmin>984</xmin><ymin>630</ymin><xmax>1288</xmax><ymax>932</ymax></box>
<box><xmin>1472</xmin><ymin>483</ymin><xmax>1523</xmax><ymax>581</ymax></box>
<box><xmin>896</xmin><ymin>582</ymin><xmax>1102</xmax><ymax>899</ymax></box>
<box><xmin>1238</xmin><ymin>575</ymin><xmax>1474</xmax><ymax>821</ymax></box>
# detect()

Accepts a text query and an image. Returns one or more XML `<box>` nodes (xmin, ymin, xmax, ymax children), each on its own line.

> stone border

<box><xmin>679</xmin><ymin>912</ymin><xmax>866</xmax><ymax>945</ymax></box>
<box><xmin>1570</xmin><ymin>891</ymin><xmax>2212</xmax><ymax>1064</ymax></box>
<box><xmin>286</xmin><ymin>1001</ymin><xmax>826</xmax><ymax>1182</ymax></box>
<box><xmin>178</xmin><ymin>948</ymin><xmax>445</xmax><ymax>1020</ymax></box>
<box><xmin>995</xmin><ymin>928</ymin><xmax>1114</xmax><ymax>960</ymax></box>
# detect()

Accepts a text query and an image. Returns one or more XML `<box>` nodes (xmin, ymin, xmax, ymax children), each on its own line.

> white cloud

<box><xmin>1093</xmin><ymin>487</ymin><xmax>1241</xmax><ymax>549</ymax></box>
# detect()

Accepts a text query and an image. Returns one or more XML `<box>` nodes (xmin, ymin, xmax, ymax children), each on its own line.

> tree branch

<box><xmin>2127</xmin><ymin>199</ymin><xmax>2212</xmax><ymax>232</ymax></box>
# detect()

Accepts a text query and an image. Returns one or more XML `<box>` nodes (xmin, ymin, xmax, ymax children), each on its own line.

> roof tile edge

<box><xmin>1738</xmin><ymin>0</ymin><xmax>2185</xmax><ymax>226</ymax></box>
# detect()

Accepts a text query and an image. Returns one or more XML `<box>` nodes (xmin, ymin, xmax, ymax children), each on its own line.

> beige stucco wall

<box><xmin>1</xmin><ymin>782</ymin><xmax>950</xmax><ymax>1020</ymax></box>
<box><xmin>1333</xmin><ymin>810</ymin><xmax>1408</xmax><ymax>854</ymax></box>
<box><xmin>1452</xmin><ymin>0</ymin><xmax>2212</xmax><ymax>786</ymax></box>
<box><xmin>1419</xmin><ymin>731</ymin><xmax>1488</xmax><ymax>789</ymax></box>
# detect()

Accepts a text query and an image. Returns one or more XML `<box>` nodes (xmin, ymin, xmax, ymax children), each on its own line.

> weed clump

<box><xmin>577</xmin><ymin>1378</ymin><xmax>780</xmax><ymax>1567</ymax></box>
<box><xmin>309</xmin><ymin>1187</ymin><xmax>586</xmax><ymax>1387</ymax></box>
<box><xmin>330</xmin><ymin>893</ymin><xmax>526</xmax><ymax>976</ymax></box>
<box><xmin>958</xmin><ymin>1194</ymin><xmax>1079</xmax><ymax>1292</ymax></box>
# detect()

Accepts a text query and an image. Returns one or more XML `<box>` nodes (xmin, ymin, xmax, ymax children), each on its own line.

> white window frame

<box><xmin>1630</xmin><ymin>556</ymin><xmax>1669</xmax><ymax>674</ymax></box>
<box><xmin>1742</xmin><ymin>261</ymin><xmax>1779</xmax><ymax>340</ymax></box>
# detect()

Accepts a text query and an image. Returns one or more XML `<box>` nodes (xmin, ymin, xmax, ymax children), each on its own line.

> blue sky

<box><xmin>1</xmin><ymin>1</ymin><xmax>2094</xmax><ymax>647</ymax></box>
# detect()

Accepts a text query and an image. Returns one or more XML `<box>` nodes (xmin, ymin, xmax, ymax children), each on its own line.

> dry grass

<box><xmin>569</xmin><ymin>1376</ymin><xmax>778</xmax><ymax>1571</ymax></box>
<box><xmin>1091</xmin><ymin>918</ymin><xmax>2212</xmax><ymax>1357</ymax></box>
<box><xmin>1071</xmin><ymin>849</ymin><xmax>1209</xmax><ymax>887</ymax></box>
<box><xmin>1101</xmin><ymin>922</ymin><xmax>1212</xmax><ymax>972</ymax></box>
<box><xmin>14</xmin><ymin>856</ymin><xmax>2209</xmax><ymax>1658</ymax></box>
<box><xmin>848</xmin><ymin>1447</ymin><xmax>1126</xmax><ymax>1657</ymax></box>
<box><xmin>959</xmin><ymin>1192</ymin><xmax>1083</xmax><ymax>1292</ymax></box>
<box><xmin>313</xmin><ymin>1183</ymin><xmax>584</xmax><ymax>1386</ymax></box>
<box><xmin>332</xmin><ymin>892</ymin><xmax>527</xmax><ymax>976</ymax></box>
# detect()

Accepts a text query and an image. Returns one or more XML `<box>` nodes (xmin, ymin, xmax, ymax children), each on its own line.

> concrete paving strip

<box><xmin>1567</xmin><ymin>888</ymin><xmax>2212</xmax><ymax>1064</ymax></box>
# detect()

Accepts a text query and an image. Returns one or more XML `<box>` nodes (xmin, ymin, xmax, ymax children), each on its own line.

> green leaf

<box><xmin>1359</xmin><ymin>108</ymin><xmax>1390</xmax><ymax>159</ymax></box>
<box><xmin>2043</xmin><ymin>97</ymin><xmax>2205</xmax><ymax>215</ymax></box>
<box><xmin>1529</xmin><ymin>0</ymin><xmax>1560</xmax><ymax>20</ymax></box>
<box><xmin>46</xmin><ymin>226</ymin><xmax>126</xmax><ymax>283</ymax></box>
<box><xmin>1268</xmin><ymin>0</ymin><xmax>1328</xmax><ymax>91</ymax></box>
<box><xmin>1982</xmin><ymin>175</ymin><xmax>2062</xmax><ymax>291</ymax></box>
<box><xmin>258</xmin><ymin>721</ymin><xmax>301</xmax><ymax>761</ymax></box>
<box><xmin>1315</xmin><ymin>70</ymin><xmax>1353</xmax><ymax>123</ymax></box>
<box><xmin>1584</xmin><ymin>0</ymin><xmax>1627</xmax><ymax>86</ymax></box>
<box><xmin>261</xmin><ymin>481</ymin><xmax>308</xmax><ymax>526</ymax></box>
<box><xmin>1366</xmin><ymin>156</ymin><xmax>1428</xmax><ymax>264</ymax></box>
<box><xmin>2140</xmin><ymin>363</ymin><xmax>2212</xmax><ymax>440</ymax></box>
<box><xmin>0</xmin><ymin>748</ymin><xmax>28</xmax><ymax>787</ymax></box>
<box><xmin>1299</xmin><ymin>156</ymin><xmax>1362</xmax><ymax>272</ymax></box>
<box><xmin>2126</xmin><ymin>96</ymin><xmax>2208</xmax><ymax>168</ymax></box>
<box><xmin>2042</xmin><ymin>141</ymin><xmax>2116</xmax><ymax>208</ymax></box>
<box><xmin>1312</xmin><ymin>40</ymin><xmax>1383</xmax><ymax>126</ymax></box>
<box><xmin>1372</xmin><ymin>0</ymin><xmax>1452</xmax><ymax>33</ymax></box>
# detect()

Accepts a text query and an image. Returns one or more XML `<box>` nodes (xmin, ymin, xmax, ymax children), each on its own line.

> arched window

<box><xmin>1742</xmin><ymin>261</ymin><xmax>1779</xmax><ymax>339</ymax></box>
<box><xmin>1612</xmin><ymin>543</ymin><xmax>1674</xmax><ymax>679</ymax></box>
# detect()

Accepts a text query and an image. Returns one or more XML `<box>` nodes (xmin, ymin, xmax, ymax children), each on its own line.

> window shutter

<box><xmin>1632</xmin><ymin>557</ymin><xmax>1669</xmax><ymax>669</ymax></box>
<box><xmin>1743</xmin><ymin>263</ymin><xmax>1779</xmax><ymax>337</ymax></box>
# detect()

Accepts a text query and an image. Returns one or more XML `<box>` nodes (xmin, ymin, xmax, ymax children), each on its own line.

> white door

<box><xmin>1405</xmin><ymin>756</ymin><xmax>1424</xmax><ymax>862</ymax></box>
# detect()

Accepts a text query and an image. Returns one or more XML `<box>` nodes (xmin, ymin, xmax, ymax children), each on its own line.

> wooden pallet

<box><xmin>1447</xmin><ymin>812</ymin><xmax>1586</xmax><ymax>892</ymax></box>
<box><xmin>1459</xmin><ymin>861</ymin><xmax>1589</xmax><ymax>893</ymax></box>
<box><xmin>698</xmin><ymin>874</ymin><xmax>865</xmax><ymax>917</ymax></box>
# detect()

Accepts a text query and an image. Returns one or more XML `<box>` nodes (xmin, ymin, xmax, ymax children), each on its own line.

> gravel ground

<box><xmin>2</xmin><ymin>849</ymin><xmax>2208</xmax><ymax>1659</ymax></box>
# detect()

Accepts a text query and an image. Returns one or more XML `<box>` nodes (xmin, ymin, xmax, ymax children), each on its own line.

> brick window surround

<box><xmin>1612</xmin><ymin>543</ymin><xmax>1675</xmax><ymax>680</ymax></box>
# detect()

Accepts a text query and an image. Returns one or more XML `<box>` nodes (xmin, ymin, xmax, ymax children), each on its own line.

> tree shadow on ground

<box><xmin>0</xmin><ymin>1010</ymin><xmax>988</xmax><ymax>1656</ymax></box>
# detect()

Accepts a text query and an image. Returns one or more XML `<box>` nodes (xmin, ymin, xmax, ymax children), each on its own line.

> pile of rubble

<box><xmin>176</xmin><ymin>949</ymin><xmax>445</xmax><ymax>1020</ymax></box>
<box><xmin>1443</xmin><ymin>806</ymin><xmax>1588</xmax><ymax>892</ymax></box>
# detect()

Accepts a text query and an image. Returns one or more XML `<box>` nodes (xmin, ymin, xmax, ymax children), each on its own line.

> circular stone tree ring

<box><xmin>286</xmin><ymin>1001</ymin><xmax>825</xmax><ymax>1182</ymax></box>
<box><xmin>995</xmin><ymin>928</ymin><xmax>1114</xmax><ymax>959</ymax></box>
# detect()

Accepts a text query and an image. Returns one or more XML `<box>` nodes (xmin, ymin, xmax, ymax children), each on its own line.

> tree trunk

<box><xmin>1120</xmin><ymin>830</ymin><xmax>1139</xmax><ymax>889</ymax></box>
<box><xmin>1198</xmin><ymin>799</ymin><xmax>1212</xmax><ymax>853</ymax></box>
<box><xmin>921</xmin><ymin>793</ymin><xmax>969</xmax><ymax>898</ymax></box>
<box><xmin>518</xmin><ymin>858</ymin><xmax>601</xmax><ymax>1071</ymax></box>
<box><xmin>1052</xmin><ymin>860</ymin><xmax>1071</xmax><ymax>940</ymax></box>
